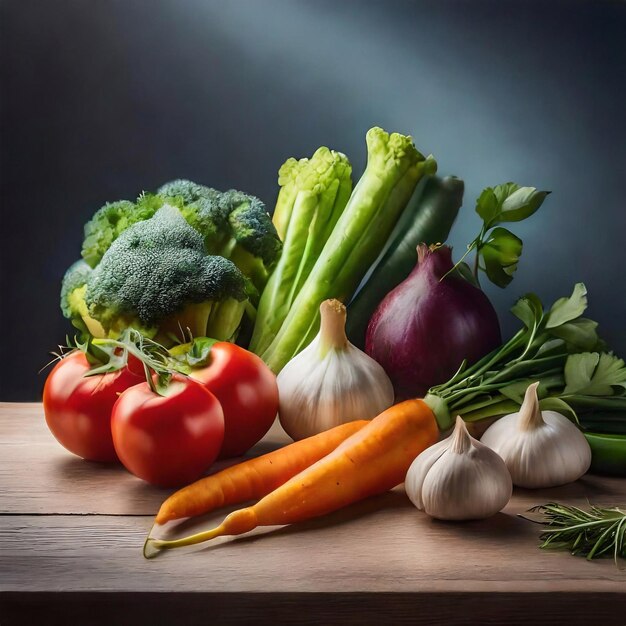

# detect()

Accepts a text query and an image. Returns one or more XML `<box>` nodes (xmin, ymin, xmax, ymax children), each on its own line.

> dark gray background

<box><xmin>1</xmin><ymin>0</ymin><xmax>625</xmax><ymax>400</ymax></box>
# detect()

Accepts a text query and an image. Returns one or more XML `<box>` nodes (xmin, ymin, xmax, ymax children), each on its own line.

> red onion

<box><xmin>365</xmin><ymin>244</ymin><xmax>501</xmax><ymax>399</ymax></box>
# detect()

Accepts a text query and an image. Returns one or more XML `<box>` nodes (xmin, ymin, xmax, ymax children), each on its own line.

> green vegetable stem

<box><xmin>258</xmin><ymin>127</ymin><xmax>437</xmax><ymax>373</ymax></box>
<box><xmin>249</xmin><ymin>148</ymin><xmax>352</xmax><ymax>356</ymax></box>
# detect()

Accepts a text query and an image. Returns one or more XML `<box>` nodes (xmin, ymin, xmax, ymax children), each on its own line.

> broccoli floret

<box><xmin>157</xmin><ymin>180</ymin><xmax>282</xmax><ymax>295</ymax></box>
<box><xmin>157</xmin><ymin>179</ymin><xmax>222</xmax><ymax>238</ymax></box>
<box><xmin>157</xmin><ymin>179</ymin><xmax>220</xmax><ymax>206</ymax></box>
<box><xmin>60</xmin><ymin>263</ymin><xmax>112</xmax><ymax>338</ymax></box>
<box><xmin>60</xmin><ymin>260</ymin><xmax>93</xmax><ymax>318</ymax></box>
<box><xmin>221</xmin><ymin>190</ymin><xmax>282</xmax><ymax>267</ymax></box>
<box><xmin>81</xmin><ymin>200</ymin><xmax>158</xmax><ymax>268</ymax></box>
<box><xmin>79</xmin><ymin>185</ymin><xmax>210</xmax><ymax>269</ymax></box>
<box><xmin>84</xmin><ymin>205</ymin><xmax>247</xmax><ymax>342</ymax></box>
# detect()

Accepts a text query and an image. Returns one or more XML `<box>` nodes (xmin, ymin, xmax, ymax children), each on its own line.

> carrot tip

<box><xmin>143</xmin><ymin>536</ymin><xmax>162</xmax><ymax>559</ymax></box>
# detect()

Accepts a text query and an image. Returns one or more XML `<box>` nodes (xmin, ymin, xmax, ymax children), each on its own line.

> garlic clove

<box><xmin>406</xmin><ymin>416</ymin><xmax>512</xmax><ymax>521</ymax></box>
<box><xmin>480</xmin><ymin>382</ymin><xmax>592</xmax><ymax>489</ymax></box>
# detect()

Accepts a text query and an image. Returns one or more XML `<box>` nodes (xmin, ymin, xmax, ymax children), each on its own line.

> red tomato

<box><xmin>111</xmin><ymin>374</ymin><xmax>224</xmax><ymax>487</ymax></box>
<box><xmin>189</xmin><ymin>342</ymin><xmax>279</xmax><ymax>458</ymax></box>
<box><xmin>43</xmin><ymin>351</ymin><xmax>144</xmax><ymax>462</ymax></box>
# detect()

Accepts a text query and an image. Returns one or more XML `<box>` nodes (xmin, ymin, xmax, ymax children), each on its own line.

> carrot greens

<box><xmin>424</xmin><ymin>283</ymin><xmax>626</xmax><ymax>431</ymax></box>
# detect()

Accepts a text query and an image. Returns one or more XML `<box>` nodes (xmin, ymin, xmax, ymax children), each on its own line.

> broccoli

<box><xmin>60</xmin><ymin>260</ymin><xmax>112</xmax><ymax>338</ymax></box>
<box><xmin>156</xmin><ymin>180</ymin><xmax>282</xmax><ymax>294</ymax></box>
<box><xmin>60</xmin><ymin>260</ymin><xmax>93</xmax><ymax>318</ymax></box>
<box><xmin>78</xmin><ymin>180</ymin><xmax>281</xmax><ymax>299</ymax></box>
<box><xmin>157</xmin><ymin>179</ymin><xmax>220</xmax><ymax>205</ymax></box>
<box><xmin>81</xmin><ymin>200</ymin><xmax>157</xmax><ymax>268</ymax></box>
<box><xmin>63</xmin><ymin>205</ymin><xmax>248</xmax><ymax>343</ymax></box>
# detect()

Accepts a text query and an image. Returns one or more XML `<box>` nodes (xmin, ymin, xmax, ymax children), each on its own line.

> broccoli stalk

<box><xmin>249</xmin><ymin>147</ymin><xmax>352</xmax><ymax>355</ymax></box>
<box><xmin>155</xmin><ymin>299</ymin><xmax>246</xmax><ymax>345</ymax></box>
<box><xmin>258</xmin><ymin>127</ymin><xmax>437</xmax><ymax>373</ymax></box>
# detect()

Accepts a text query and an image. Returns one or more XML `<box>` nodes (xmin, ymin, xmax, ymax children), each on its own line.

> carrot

<box><xmin>145</xmin><ymin>399</ymin><xmax>438</xmax><ymax>557</ymax></box>
<box><xmin>154</xmin><ymin>419</ymin><xmax>369</xmax><ymax>525</ymax></box>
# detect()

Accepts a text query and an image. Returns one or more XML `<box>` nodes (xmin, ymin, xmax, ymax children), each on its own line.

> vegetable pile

<box><xmin>43</xmin><ymin>123</ymin><xmax>626</xmax><ymax>564</ymax></box>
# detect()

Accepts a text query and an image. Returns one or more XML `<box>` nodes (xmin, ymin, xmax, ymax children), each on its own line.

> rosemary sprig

<box><xmin>521</xmin><ymin>503</ymin><xmax>626</xmax><ymax>564</ymax></box>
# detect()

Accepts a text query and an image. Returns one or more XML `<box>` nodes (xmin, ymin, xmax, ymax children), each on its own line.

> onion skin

<box><xmin>365</xmin><ymin>245</ymin><xmax>501</xmax><ymax>399</ymax></box>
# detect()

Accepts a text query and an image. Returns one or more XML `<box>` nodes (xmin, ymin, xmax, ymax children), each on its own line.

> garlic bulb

<box><xmin>480</xmin><ymin>382</ymin><xmax>591</xmax><ymax>488</ymax></box>
<box><xmin>405</xmin><ymin>416</ymin><xmax>512</xmax><ymax>520</ymax></box>
<box><xmin>277</xmin><ymin>299</ymin><xmax>394</xmax><ymax>441</ymax></box>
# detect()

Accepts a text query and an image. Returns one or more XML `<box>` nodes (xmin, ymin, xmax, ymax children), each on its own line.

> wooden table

<box><xmin>1</xmin><ymin>403</ymin><xmax>625</xmax><ymax>625</ymax></box>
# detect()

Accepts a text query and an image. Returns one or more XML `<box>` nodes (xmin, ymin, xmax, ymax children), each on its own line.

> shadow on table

<box><xmin>513</xmin><ymin>475</ymin><xmax>626</xmax><ymax>503</ymax></box>
<box><xmin>52</xmin><ymin>455</ymin><xmax>129</xmax><ymax>481</ymax></box>
<box><xmin>150</xmin><ymin>489</ymin><xmax>412</xmax><ymax>556</ymax></box>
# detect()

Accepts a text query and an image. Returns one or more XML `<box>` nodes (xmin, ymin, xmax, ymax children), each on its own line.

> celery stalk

<box><xmin>249</xmin><ymin>148</ymin><xmax>352</xmax><ymax>355</ymax></box>
<box><xmin>260</xmin><ymin>127</ymin><xmax>437</xmax><ymax>373</ymax></box>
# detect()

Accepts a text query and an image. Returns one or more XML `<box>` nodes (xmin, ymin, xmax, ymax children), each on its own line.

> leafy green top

<box><xmin>450</xmin><ymin>183</ymin><xmax>550</xmax><ymax>288</ymax></box>
<box><xmin>425</xmin><ymin>283</ymin><xmax>626</xmax><ymax>431</ymax></box>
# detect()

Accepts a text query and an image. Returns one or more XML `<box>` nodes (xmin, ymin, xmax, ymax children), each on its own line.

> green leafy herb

<box><xmin>480</xmin><ymin>227</ymin><xmax>523</xmax><ymax>287</ymax></box>
<box><xmin>564</xmin><ymin>353</ymin><xmax>626</xmax><ymax>396</ymax></box>
<box><xmin>450</xmin><ymin>183</ymin><xmax>549</xmax><ymax>287</ymax></box>
<box><xmin>521</xmin><ymin>503</ymin><xmax>626</xmax><ymax>564</ymax></box>
<box><xmin>424</xmin><ymin>283</ymin><xmax>626</xmax><ymax>432</ymax></box>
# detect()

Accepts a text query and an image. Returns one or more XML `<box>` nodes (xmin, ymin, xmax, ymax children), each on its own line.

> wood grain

<box><xmin>2</xmin><ymin>508</ymin><xmax>626</xmax><ymax>594</ymax></box>
<box><xmin>1</xmin><ymin>403</ymin><xmax>625</xmax><ymax>625</ymax></box>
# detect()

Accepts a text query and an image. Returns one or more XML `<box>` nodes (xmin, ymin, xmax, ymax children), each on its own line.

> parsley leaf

<box><xmin>564</xmin><ymin>352</ymin><xmax>626</xmax><ymax>396</ymax></box>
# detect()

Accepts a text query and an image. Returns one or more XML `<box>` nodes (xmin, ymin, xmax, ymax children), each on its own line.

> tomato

<box><xmin>43</xmin><ymin>351</ymin><xmax>144</xmax><ymax>462</ymax></box>
<box><xmin>111</xmin><ymin>374</ymin><xmax>224</xmax><ymax>487</ymax></box>
<box><xmin>188</xmin><ymin>342</ymin><xmax>279</xmax><ymax>458</ymax></box>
